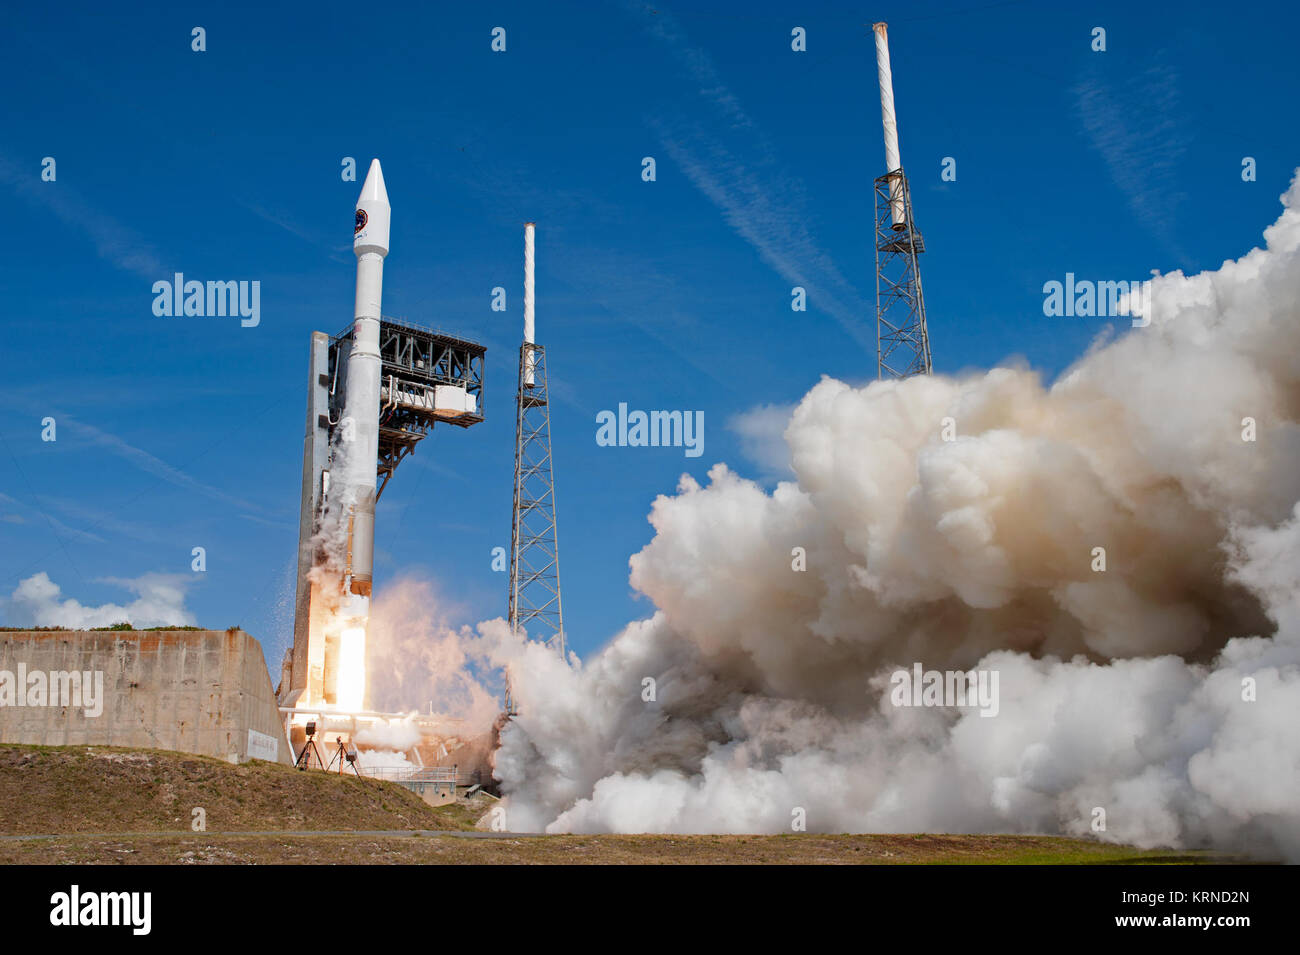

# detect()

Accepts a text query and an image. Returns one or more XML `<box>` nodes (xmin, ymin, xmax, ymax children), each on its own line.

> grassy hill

<box><xmin>0</xmin><ymin>744</ymin><xmax>475</xmax><ymax>834</ymax></box>
<box><xmin>0</xmin><ymin>744</ymin><xmax>1232</xmax><ymax>864</ymax></box>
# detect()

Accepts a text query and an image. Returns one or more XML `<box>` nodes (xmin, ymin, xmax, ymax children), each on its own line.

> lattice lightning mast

<box><xmin>507</xmin><ymin>223</ymin><xmax>565</xmax><ymax>712</ymax></box>
<box><xmin>873</xmin><ymin>22</ymin><xmax>933</xmax><ymax>380</ymax></box>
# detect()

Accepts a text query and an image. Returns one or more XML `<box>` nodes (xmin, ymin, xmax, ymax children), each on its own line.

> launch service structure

<box><xmin>872</xmin><ymin>22</ymin><xmax>933</xmax><ymax>381</ymax></box>
<box><xmin>280</xmin><ymin>159</ymin><xmax>487</xmax><ymax>723</ymax></box>
<box><xmin>506</xmin><ymin>223</ymin><xmax>565</xmax><ymax>713</ymax></box>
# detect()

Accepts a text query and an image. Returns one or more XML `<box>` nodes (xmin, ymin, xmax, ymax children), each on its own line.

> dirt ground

<box><xmin>0</xmin><ymin>831</ymin><xmax>1224</xmax><ymax>865</ymax></box>
<box><xmin>0</xmin><ymin>744</ymin><xmax>476</xmax><ymax>833</ymax></box>
<box><xmin>0</xmin><ymin>745</ymin><xmax>1232</xmax><ymax>865</ymax></box>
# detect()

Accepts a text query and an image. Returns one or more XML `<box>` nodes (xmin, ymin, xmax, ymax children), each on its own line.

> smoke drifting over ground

<box><xmin>490</xmin><ymin>175</ymin><xmax>1300</xmax><ymax>859</ymax></box>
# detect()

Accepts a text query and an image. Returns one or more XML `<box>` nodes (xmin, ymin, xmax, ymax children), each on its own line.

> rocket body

<box><xmin>873</xmin><ymin>23</ymin><xmax>906</xmax><ymax>230</ymax></box>
<box><xmin>286</xmin><ymin>158</ymin><xmax>388</xmax><ymax>714</ymax></box>
<box><xmin>343</xmin><ymin>158</ymin><xmax>389</xmax><ymax>598</ymax></box>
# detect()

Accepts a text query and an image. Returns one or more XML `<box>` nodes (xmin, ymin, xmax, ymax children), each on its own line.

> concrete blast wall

<box><xmin>0</xmin><ymin>629</ymin><xmax>291</xmax><ymax>765</ymax></box>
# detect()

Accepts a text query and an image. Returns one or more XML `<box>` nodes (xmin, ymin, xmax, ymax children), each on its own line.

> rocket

<box><xmin>872</xmin><ymin>22</ymin><xmax>906</xmax><ymax>231</ymax></box>
<box><xmin>343</xmin><ymin>158</ymin><xmax>389</xmax><ymax>598</ymax></box>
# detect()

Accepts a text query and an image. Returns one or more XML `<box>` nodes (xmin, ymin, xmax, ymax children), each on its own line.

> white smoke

<box><xmin>489</xmin><ymin>174</ymin><xmax>1300</xmax><ymax>859</ymax></box>
<box><xmin>305</xmin><ymin>420</ymin><xmax>373</xmax><ymax>631</ymax></box>
<box><xmin>727</xmin><ymin>402</ymin><xmax>796</xmax><ymax>480</ymax></box>
<box><xmin>365</xmin><ymin>577</ymin><xmax>505</xmax><ymax>734</ymax></box>
<box><xmin>354</xmin><ymin>747</ymin><xmax>417</xmax><ymax>771</ymax></box>
<box><xmin>5</xmin><ymin>571</ymin><xmax>195</xmax><ymax>629</ymax></box>
<box><xmin>353</xmin><ymin>716</ymin><xmax>423</xmax><ymax>750</ymax></box>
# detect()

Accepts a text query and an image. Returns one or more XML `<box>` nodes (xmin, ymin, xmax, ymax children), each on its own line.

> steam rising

<box><xmin>490</xmin><ymin>175</ymin><xmax>1300</xmax><ymax>859</ymax></box>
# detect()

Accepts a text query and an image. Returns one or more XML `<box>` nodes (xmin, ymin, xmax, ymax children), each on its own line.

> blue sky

<box><xmin>2</xmin><ymin>0</ymin><xmax>1298</xmax><ymax>674</ymax></box>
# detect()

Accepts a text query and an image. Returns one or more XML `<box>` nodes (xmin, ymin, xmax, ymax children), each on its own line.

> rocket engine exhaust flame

<box><xmin>486</xmin><ymin>175</ymin><xmax>1300</xmax><ymax>861</ymax></box>
<box><xmin>336</xmin><ymin>624</ymin><xmax>367</xmax><ymax>712</ymax></box>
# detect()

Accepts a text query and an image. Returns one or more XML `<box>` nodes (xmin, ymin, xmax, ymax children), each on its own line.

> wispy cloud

<box><xmin>1074</xmin><ymin>59</ymin><xmax>1190</xmax><ymax>260</ymax></box>
<box><xmin>0</xmin><ymin>491</ymin><xmax>106</xmax><ymax>545</ymax></box>
<box><xmin>629</xmin><ymin>3</ymin><xmax>875</xmax><ymax>353</ymax></box>
<box><xmin>0</xmin><ymin>404</ymin><xmax>278</xmax><ymax>522</ymax></box>
<box><xmin>58</xmin><ymin>412</ymin><xmax>277</xmax><ymax>519</ymax></box>
<box><xmin>0</xmin><ymin>151</ymin><xmax>163</xmax><ymax>278</ymax></box>
<box><xmin>0</xmin><ymin>412</ymin><xmax>288</xmax><ymax>588</ymax></box>
<box><xmin>242</xmin><ymin>200</ymin><xmax>328</xmax><ymax>247</ymax></box>
<box><xmin>544</xmin><ymin>243</ymin><xmax>743</xmax><ymax>397</ymax></box>
<box><xmin>35</xmin><ymin>494</ymin><xmax>167</xmax><ymax>546</ymax></box>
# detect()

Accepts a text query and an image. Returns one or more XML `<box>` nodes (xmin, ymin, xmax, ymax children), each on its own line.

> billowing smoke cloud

<box><xmin>353</xmin><ymin>718</ymin><xmax>423</xmax><ymax>751</ymax></box>
<box><xmin>490</xmin><ymin>174</ymin><xmax>1300</xmax><ymax>859</ymax></box>
<box><xmin>365</xmin><ymin>577</ymin><xmax>506</xmax><ymax>735</ymax></box>
<box><xmin>354</xmin><ymin>747</ymin><xmax>420</xmax><ymax>771</ymax></box>
<box><xmin>6</xmin><ymin>572</ymin><xmax>195</xmax><ymax>629</ymax></box>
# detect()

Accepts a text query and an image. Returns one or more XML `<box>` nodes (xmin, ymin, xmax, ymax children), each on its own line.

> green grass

<box><xmin>0</xmin><ymin>832</ymin><xmax>1232</xmax><ymax>866</ymax></box>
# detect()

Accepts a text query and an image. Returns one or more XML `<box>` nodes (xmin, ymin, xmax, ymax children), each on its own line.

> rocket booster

<box><xmin>344</xmin><ymin>158</ymin><xmax>389</xmax><ymax>597</ymax></box>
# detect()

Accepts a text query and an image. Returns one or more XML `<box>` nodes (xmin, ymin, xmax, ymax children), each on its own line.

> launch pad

<box><xmin>279</xmin><ymin>317</ymin><xmax>486</xmax><ymax>714</ymax></box>
<box><xmin>275</xmin><ymin>162</ymin><xmax>559</xmax><ymax>778</ymax></box>
<box><xmin>277</xmin><ymin>160</ymin><xmax>488</xmax><ymax>745</ymax></box>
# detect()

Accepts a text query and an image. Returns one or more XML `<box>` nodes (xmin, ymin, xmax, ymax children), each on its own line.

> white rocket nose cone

<box><xmin>357</xmin><ymin>158</ymin><xmax>389</xmax><ymax>209</ymax></box>
<box><xmin>354</xmin><ymin>158</ymin><xmax>391</xmax><ymax>256</ymax></box>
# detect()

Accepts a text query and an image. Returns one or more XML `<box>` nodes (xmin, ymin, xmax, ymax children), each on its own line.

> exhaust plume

<box><xmin>366</xmin><ymin>577</ymin><xmax>505</xmax><ymax>734</ymax></box>
<box><xmin>490</xmin><ymin>174</ymin><xmax>1300</xmax><ymax>859</ymax></box>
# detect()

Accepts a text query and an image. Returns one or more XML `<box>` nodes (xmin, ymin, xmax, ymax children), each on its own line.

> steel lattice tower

<box><xmin>874</xmin><ymin>167</ymin><xmax>932</xmax><ymax>379</ymax></box>
<box><xmin>506</xmin><ymin>340</ymin><xmax>565</xmax><ymax>712</ymax></box>
<box><xmin>872</xmin><ymin>22</ymin><xmax>933</xmax><ymax>381</ymax></box>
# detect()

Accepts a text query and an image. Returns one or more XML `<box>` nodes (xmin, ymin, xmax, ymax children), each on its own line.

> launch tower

<box><xmin>506</xmin><ymin>223</ymin><xmax>565</xmax><ymax>713</ymax></box>
<box><xmin>873</xmin><ymin>22</ymin><xmax>934</xmax><ymax>380</ymax></box>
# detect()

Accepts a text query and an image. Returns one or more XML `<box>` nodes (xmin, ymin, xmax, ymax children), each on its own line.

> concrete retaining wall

<box><xmin>0</xmin><ymin>629</ymin><xmax>291</xmax><ymax>765</ymax></box>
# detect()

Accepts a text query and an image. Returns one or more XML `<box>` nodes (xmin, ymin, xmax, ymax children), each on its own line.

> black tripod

<box><xmin>326</xmin><ymin>736</ymin><xmax>362</xmax><ymax>777</ymax></box>
<box><xmin>294</xmin><ymin>722</ymin><xmax>325</xmax><ymax>770</ymax></box>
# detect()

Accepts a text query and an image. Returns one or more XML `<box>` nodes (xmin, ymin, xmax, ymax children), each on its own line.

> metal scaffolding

<box><xmin>506</xmin><ymin>342</ymin><xmax>565</xmax><ymax>712</ymax></box>
<box><xmin>285</xmin><ymin>318</ymin><xmax>486</xmax><ymax>710</ymax></box>
<box><xmin>326</xmin><ymin>316</ymin><xmax>486</xmax><ymax>499</ymax></box>
<box><xmin>874</xmin><ymin>167</ymin><xmax>932</xmax><ymax>380</ymax></box>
